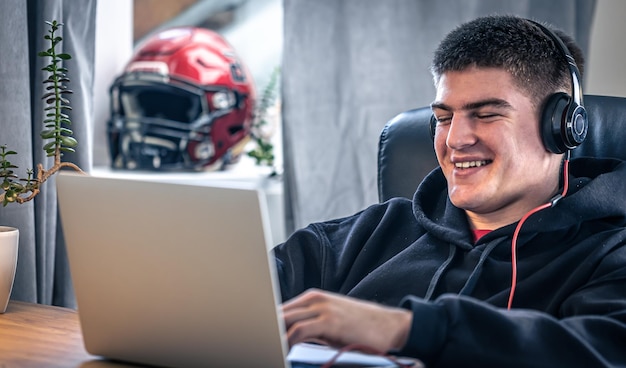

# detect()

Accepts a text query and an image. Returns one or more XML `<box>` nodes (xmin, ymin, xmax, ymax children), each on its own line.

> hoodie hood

<box><xmin>414</xmin><ymin>157</ymin><xmax>626</xmax><ymax>247</ymax></box>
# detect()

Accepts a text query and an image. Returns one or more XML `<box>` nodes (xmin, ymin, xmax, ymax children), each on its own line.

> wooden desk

<box><xmin>0</xmin><ymin>301</ymin><xmax>135</xmax><ymax>368</ymax></box>
<box><xmin>0</xmin><ymin>301</ymin><xmax>417</xmax><ymax>368</ymax></box>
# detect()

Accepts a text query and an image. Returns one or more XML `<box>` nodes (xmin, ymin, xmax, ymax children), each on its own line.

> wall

<box><xmin>93</xmin><ymin>0</ymin><xmax>133</xmax><ymax>167</ymax></box>
<box><xmin>586</xmin><ymin>0</ymin><xmax>626</xmax><ymax>97</ymax></box>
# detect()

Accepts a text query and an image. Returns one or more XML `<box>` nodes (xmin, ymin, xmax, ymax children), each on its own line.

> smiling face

<box><xmin>432</xmin><ymin>66</ymin><xmax>563</xmax><ymax>230</ymax></box>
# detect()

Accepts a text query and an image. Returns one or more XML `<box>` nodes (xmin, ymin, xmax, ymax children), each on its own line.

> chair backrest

<box><xmin>377</xmin><ymin>94</ymin><xmax>626</xmax><ymax>202</ymax></box>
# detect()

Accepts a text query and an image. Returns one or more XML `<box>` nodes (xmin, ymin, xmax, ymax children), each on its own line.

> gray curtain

<box><xmin>0</xmin><ymin>0</ymin><xmax>96</xmax><ymax>307</ymax></box>
<box><xmin>282</xmin><ymin>0</ymin><xmax>596</xmax><ymax>234</ymax></box>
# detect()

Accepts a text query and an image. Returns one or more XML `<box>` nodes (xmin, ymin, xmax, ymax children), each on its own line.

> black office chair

<box><xmin>377</xmin><ymin>94</ymin><xmax>626</xmax><ymax>202</ymax></box>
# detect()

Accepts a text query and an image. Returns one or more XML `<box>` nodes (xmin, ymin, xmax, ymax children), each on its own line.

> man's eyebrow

<box><xmin>430</xmin><ymin>98</ymin><xmax>513</xmax><ymax>112</ymax></box>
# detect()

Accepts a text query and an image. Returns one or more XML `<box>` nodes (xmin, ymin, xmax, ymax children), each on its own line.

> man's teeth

<box><xmin>455</xmin><ymin>160</ymin><xmax>489</xmax><ymax>169</ymax></box>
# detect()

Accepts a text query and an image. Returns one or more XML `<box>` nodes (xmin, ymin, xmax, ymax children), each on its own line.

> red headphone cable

<box><xmin>507</xmin><ymin>155</ymin><xmax>570</xmax><ymax>309</ymax></box>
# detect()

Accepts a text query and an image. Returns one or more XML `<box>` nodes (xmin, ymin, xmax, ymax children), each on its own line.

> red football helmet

<box><xmin>107</xmin><ymin>27</ymin><xmax>256</xmax><ymax>170</ymax></box>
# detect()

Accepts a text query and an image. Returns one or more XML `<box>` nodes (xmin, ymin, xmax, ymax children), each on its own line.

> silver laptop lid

<box><xmin>57</xmin><ymin>172</ymin><xmax>290</xmax><ymax>368</ymax></box>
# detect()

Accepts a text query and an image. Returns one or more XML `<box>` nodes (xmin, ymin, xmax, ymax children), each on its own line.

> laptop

<box><xmin>57</xmin><ymin>172</ymin><xmax>290</xmax><ymax>367</ymax></box>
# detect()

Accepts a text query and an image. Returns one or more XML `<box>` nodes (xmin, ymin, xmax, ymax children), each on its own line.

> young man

<box><xmin>274</xmin><ymin>15</ymin><xmax>626</xmax><ymax>367</ymax></box>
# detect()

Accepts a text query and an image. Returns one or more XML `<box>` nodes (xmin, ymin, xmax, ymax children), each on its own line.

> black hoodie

<box><xmin>274</xmin><ymin>157</ymin><xmax>626</xmax><ymax>367</ymax></box>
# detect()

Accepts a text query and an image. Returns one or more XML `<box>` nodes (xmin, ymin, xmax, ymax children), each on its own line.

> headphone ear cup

<box><xmin>541</xmin><ymin>92</ymin><xmax>571</xmax><ymax>154</ymax></box>
<box><xmin>565</xmin><ymin>102</ymin><xmax>588</xmax><ymax>149</ymax></box>
<box><xmin>541</xmin><ymin>92</ymin><xmax>588</xmax><ymax>154</ymax></box>
<box><xmin>429</xmin><ymin>114</ymin><xmax>437</xmax><ymax>141</ymax></box>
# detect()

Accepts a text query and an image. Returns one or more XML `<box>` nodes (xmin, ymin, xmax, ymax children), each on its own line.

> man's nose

<box><xmin>446</xmin><ymin>116</ymin><xmax>478</xmax><ymax>149</ymax></box>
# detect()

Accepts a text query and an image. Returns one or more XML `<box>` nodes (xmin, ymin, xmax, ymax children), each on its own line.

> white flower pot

<box><xmin>0</xmin><ymin>226</ymin><xmax>18</xmax><ymax>313</ymax></box>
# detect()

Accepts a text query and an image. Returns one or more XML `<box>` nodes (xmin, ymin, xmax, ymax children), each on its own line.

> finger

<box><xmin>285</xmin><ymin>313</ymin><xmax>332</xmax><ymax>347</ymax></box>
<box><xmin>282</xmin><ymin>305</ymin><xmax>320</xmax><ymax>329</ymax></box>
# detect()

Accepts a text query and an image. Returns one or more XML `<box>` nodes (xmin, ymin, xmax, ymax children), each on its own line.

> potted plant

<box><xmin>0</xmin><ymin>20</ymin><xmax>83</xmax><ymax>312</ymax></box>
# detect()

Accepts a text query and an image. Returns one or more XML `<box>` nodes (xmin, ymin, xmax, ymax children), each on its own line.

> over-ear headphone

<box><xmin>531</xmin><ymin>20</ymin><xmax>588</xmax><ymax>153</ymax></box>
<box><xmin>430</xmin><ymin>20</ymin><xmax>588</xmax><ymax>154</ymax></box>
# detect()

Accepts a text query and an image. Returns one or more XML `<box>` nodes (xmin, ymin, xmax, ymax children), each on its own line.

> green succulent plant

<box><xmin>0</xmin><ymin>20</ymin><xmax>83</xmax><ymax>207</ymax></box>
<box><xmin>39</xmin><ymin>20</ymin><xmax>78</xmax><ymax>157</ymax></box>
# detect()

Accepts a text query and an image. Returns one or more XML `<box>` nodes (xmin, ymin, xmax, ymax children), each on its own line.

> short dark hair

<box><xmin>431</xmin><ymin>15</ymin><xmax>585</xmax><ymax>108</ymax></box>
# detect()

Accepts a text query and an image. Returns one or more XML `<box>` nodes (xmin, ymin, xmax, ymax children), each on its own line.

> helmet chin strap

<box><xmin>507</xmin><ymin>150</ymin><xmax>571</xmax><ymax>309</ymax></box>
